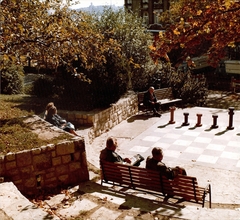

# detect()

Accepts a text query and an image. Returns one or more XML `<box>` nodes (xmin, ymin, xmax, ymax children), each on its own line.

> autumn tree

<box><xmin>152</xmin><ymin>0</ymin><xmax>240</xmax><ymax>67</ymax></box>
<box><xmin>0</xmin><ymin>0</ymin><xmax>125</xmax><ymax>107</ymax></box>
<box><xmin>1</xmin><ymin>0</ymin><xmax>158</xmax><ymax>108</ymax></box>
<box><xmin>0</xmin><ymin>0</ymin><xmax>118</xmax><ymax>76</ymax></box>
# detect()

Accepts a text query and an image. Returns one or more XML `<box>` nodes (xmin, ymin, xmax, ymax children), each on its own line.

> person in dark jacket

<box><xmin>45</xmin><ymin>105</ymin><xmax>79</xmax><ymax>136</ymax></box>
<box><xmin>143</xmin><ymin>86</ymin><xmax>161</xmax><ymax>117</ymax></box>
<box><xmin>100</xmin><ymin>137</ymin><xmax>131</xmax><ymax>164</ymax></box>
<box><xmin>99</xmin><ymin>137</ymin><xmax>144</xmax><ymax>166</ymax></box>
<box><xmin>146</xmin><ymin>147</ymin><xmax>187</xmax><ymax>179</ymax></box>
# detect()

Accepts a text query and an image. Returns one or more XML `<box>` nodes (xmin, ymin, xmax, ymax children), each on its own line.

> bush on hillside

<box><xmin>32</xmin><ymin>76</ymin><xmax>54</xmax><ymax>98</ymax></box>
<box><xmin>1</xmin><ymin>63</ymin><xmax>24</xmax><ymax>94</ymax></box>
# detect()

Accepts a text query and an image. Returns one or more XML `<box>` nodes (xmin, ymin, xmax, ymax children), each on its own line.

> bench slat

<box><xmin>127</xmin><ymin>167</ymin><xmax>163</xmax><ymax>192</ymax></box>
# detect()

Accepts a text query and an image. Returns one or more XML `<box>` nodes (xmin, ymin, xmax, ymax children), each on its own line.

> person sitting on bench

<box><xmin>143</xmin><ymin>86</ymin><xmax>161</xmax><ymax>117</ymax></box>
<box><xmin>100</xmin><ymin>137</ymin><xmax>144</xmax><ymax>166</ymax></box>
<box><xmin>146</xmin><ymin>147</ymin><xmax>186</xmax><ymax>179</ymax></box>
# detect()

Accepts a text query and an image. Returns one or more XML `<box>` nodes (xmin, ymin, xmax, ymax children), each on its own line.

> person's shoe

<box><xmin>154</xmin><ymin>112</ymin><xmax>161</xmax><ymax>117</ymax></box>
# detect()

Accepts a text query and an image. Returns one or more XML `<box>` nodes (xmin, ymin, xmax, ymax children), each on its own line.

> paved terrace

<box><xmin>2</xmin><ymin>92</ymin><xmax>240</xmax><ymax>219</ymax></box>
<box><xmin>81</xmin><ymin>105</ymin><xmax>240</xmax><ymax>219</ymax></box>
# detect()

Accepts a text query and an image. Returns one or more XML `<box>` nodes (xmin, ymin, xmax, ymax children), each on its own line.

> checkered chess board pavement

<box><xmin>118</xmin><ymin>107</ymin><xmax>240</xmax><ymax>172</ymax></box>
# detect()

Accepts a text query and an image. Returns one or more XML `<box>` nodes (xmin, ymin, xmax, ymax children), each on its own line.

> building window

<box><xmin>142</xmin><ymin>0</ymin><xmax>149</xmax><ymax>9</ymax></box>
<box><xmin>154</xmin><ymin>0</ymin><xmax>163</xmax><ymax>8</ymax></box>
<box><xmin>154</xmin><ymin>9</ymin><xmax>163</xmax><ymax>23</ymax></box>
<box><xmin>143</xmin><ymin>11</ymin><xmax>149</xmax><ymax>25</ymax></box>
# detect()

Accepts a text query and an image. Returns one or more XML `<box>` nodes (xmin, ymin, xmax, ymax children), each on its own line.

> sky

<box><xmin>71</xmin><ymin>0</ymin><xmax>124</xmax><ymax>8</ymax></box>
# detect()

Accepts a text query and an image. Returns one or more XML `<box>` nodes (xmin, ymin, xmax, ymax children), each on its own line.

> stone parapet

<box><xmin>59</xmin><ymin>92</ymin><xmax>138</xmax><ymax>143</ymax></box>
<box><xmin>0</xmin><ymin>138</ymin><xmax>89</xmax><ymax>196</ymax></box>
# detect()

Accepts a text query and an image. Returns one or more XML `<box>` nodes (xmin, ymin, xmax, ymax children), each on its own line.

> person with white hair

<box><xmin>100</xmin><ymin>137</ymin><xmax>144</xmax><ymax>166</ymax></box>
<box><xmin>143</xmin><ymin>86</ymin><xmax>161</xmax><ymax>117</ymax></box>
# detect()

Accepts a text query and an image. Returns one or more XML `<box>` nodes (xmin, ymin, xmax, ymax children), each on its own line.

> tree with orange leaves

<box><xmin>151</xmin><ymin>0</ymin><xmax>240</xmax><ymax>67</ymax></box>
<box><xmin>0</xmin><ymin>0</ymin><xmax>120</xmax><ymax>79</ymax></box>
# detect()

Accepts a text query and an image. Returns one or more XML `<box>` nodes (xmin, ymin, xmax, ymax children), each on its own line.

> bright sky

<box><xmin>71</xmin><ymin>0</ymin><xmax>124</xmax><ymax>8</ymax></box>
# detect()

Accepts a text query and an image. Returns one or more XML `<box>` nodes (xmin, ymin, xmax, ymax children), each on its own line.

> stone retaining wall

<box><xmin>0</xmin><ymin>93</ymin><xmax>137</xmax><ymax>196</ymax></box>
<box><xmin>59</xmin><ymin>92</ymin><xmax>138</xmax><ymax>143</ymax></box>
<box><xmin>0</xmin><ymin>138</ymin><xmax>89</xmax><ymax>196</ymax></box>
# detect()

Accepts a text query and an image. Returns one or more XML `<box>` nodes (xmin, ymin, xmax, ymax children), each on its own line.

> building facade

<box><xmin>124</xmin><ymin>0</ymin><xmax>170</xmax><ymax>26</ymax></box>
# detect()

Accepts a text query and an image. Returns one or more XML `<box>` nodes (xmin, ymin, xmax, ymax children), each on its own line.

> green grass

<box><xmin>0</xmin><ymin>94</ymin><xmax>73</xmax><ymax>155</ymax></box>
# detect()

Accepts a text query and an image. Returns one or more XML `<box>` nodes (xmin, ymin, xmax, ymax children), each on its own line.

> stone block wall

<box><xmin>91</xmin><ymin>93</ymin><xmax>138</xmax><ymax>138</ymax></box>
<box><xmin>0</xmin><ymin>138</ymin><xmax>89</xmax><ymax>196</ymax></box>
<box><xmin>59</xmin><ymin>92</ymin><xmax>138</xmax><ymax>143</ymax></box>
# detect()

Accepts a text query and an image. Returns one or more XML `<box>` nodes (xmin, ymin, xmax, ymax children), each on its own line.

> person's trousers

<box><xmin>150</xmin><ymin>102</ymin><xmax>160</xmax><ymax>113</ymax></box>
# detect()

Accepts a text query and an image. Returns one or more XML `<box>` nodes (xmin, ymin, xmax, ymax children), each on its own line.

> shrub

<box><xmin>49</xmin><ymin>68</ymin><xmax>128</xmax><ymax>111</ymax></box>
<box><xmin>149</xmin><ymin>62</ymin><xmax>208</xmax><ymax>106</ymax></box>
<box><xmin>1</xmin><ymin>62</ymin><xmax>24</xmax><ymax>94</ymax></box>
<box><xmin>32</xmin><ymin>76</ymin><xmax>54</xmax><ymax>97</ymax></box>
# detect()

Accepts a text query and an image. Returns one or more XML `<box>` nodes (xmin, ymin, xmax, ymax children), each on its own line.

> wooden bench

<box><xmin>100</xmin><ymin>161</ymin><xmax>211</xmax><ymax>208</ymax></box>
<box><xmin>231</xmin><ymin>77</ymin><xmax>240</xmax><ymax>93</ymax></box>
<box><xmin>138</xmin><ymin>87</ymin><xmax>182</xmax><ymax>112</ymax></box>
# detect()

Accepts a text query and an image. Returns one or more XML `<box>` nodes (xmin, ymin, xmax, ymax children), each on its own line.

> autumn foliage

<box><xmin>0</xmin><ymin>0</ymin><xmax>119</xmax><ymax>76</ymax></box>
<box><xmin>1</xmin><ymin>1</ymin><xmax>158</xmax><ymax>109</ymax></box>
<box><xmin>151</xmin><ymin>0</ymin><xmax>240</xmax><ymax>67</ymax></box>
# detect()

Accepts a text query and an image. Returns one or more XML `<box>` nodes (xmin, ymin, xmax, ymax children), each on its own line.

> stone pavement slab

<box><xmin>76</xmin><ymin>180</ymin><xmax>240</xmax><ymax>220</ymax></box>
<box><xmin>0</xmin><ymin>182</ymin><xmax>59</xmax><ymax>220</ymax></box>
<box><xmin>0</xmin><ymin>209</ymin><xmax>12</xmax><ymax>220</ymax></box>
<box><xmin>57</xmin><ymin>199</ymin><xmax>98</xmax><ymax>218</ymax></box>
<box><xmin>90</xmin><ymin>207</ymin><xmax>121</xmax><ymax>220</ymax></box>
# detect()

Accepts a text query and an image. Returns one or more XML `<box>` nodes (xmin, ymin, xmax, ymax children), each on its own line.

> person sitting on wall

<box><xmin>146</xmin><ymin>147</ymin><xmax>187</xmax><ymax>179</ymax></box>
<box><xmin>43</xmin><ymin>102</ymin><xmax>54</xmax><ymax>120</ymax></box>
<box><xmin>100</xmin><ymin>137</ymin><xmax>144</xmax><ymax>166</ymax></box>
<box><xmin>45</xmin><ymin>105</ymin><xmax>79</xmax><ymax>136</ymax></box>
<box><xmin>143</xmin><ymin>86</ymin><xmax>161</xmax><ymax>117</ymax></box>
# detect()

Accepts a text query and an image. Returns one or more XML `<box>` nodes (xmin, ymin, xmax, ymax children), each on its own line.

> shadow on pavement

<box><xmin>77</xmin><ymin>180</ymin><xmax>240</xmax><ymax>211</ymax></box>
<box><xmin>127</xmin><ymin>114</ymin><xmax>153</xmax><ymax>123</ymax></box>
<box><xmin>76</xmin><ymin>180</ymin><xmax>186</xmax><ymax>214</ymax></box>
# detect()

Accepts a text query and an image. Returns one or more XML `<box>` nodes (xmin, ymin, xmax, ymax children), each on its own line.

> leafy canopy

<box><xmin>151</xmin><ymin>0</ymin><xmax>240</xmax><ymax>66</ymax></box>
<box><xmin>0</xmin><ymin>0</ymin><xmax>119</xmax><ymax>75</ymax></box>
<box><xmin>93</xmin><ymin>8</ymin><xmax>156</xmax><ymax>90</ymax></box>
